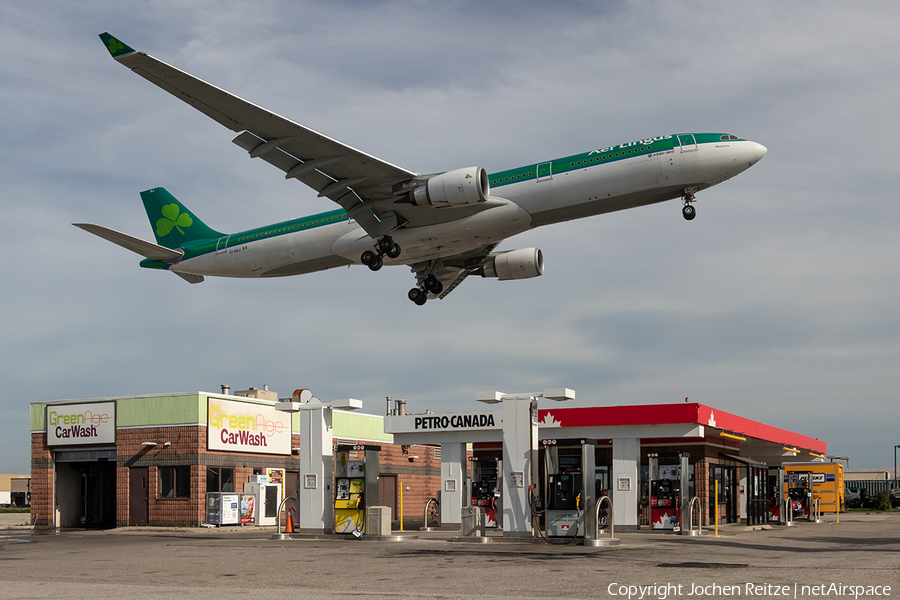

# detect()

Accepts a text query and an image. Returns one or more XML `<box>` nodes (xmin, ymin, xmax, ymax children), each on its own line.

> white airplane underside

<box><xmin>77</xmin><ymin>33</ymin><xmax>767</xmax><ymax>305</ymax></box>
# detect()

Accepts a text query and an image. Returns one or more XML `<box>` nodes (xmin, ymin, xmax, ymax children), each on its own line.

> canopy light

<box><xmin>475</xmin><ymin>388</ymin><xmax>574</xmax><ymax>404</ymax></box>
<box><xmin>719</xmin><ymin>432</ymin><xmax>747</xmax><ymax>441</ymax></box>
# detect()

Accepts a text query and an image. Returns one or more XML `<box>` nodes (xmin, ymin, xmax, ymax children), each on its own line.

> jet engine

<box><xmin>480</xmin><ymin>248</ymin><xmax>544</xmax><ymax>280</ymax></box>
<box><xmin>410</xmin><ymin>167</ymin><xmax>490</xmax><ymax>208</ymax></box>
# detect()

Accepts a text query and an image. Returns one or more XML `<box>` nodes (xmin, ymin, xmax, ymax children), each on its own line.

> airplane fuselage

<box><xmin>142</xmin><ymin>133</ymin><xmax>765</xmax><ymax>279</ymax></box>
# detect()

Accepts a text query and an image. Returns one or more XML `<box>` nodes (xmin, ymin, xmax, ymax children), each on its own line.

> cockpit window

<box><xmin>720</xmin><ymin>134</ymin><xmax>740</xmax><ymax>141</ymax></box>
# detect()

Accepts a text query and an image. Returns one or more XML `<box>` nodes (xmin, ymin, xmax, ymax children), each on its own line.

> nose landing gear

<box><xmin>361</xmin><ymin>235</ymin><xmax>401</xmax><ymax>271</ymax></box>
<box><xmin>682</xmin><ymin>187</ymin><xmax>696</xmax><ymax>221</ymax></box>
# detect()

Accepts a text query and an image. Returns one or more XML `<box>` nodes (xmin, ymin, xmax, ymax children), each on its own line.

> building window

<box><xmin>207</xmin><ymin>467</ymin><xmax>235</xmax><ymax>493</ymax></box>
<box><xmin>159</xmin><ymin>466</ymin><xmax>190</xmax><ymax>498</ymax></box>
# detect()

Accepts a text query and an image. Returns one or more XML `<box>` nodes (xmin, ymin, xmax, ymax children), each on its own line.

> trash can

<box><xmin>461</xmin><ymin>506</ymin><xmax>485</xmax><ymax>537</ymax></box>
<box><xmin>366</xmin><ymin>506</ymin><xmax>392</xmax><ymax>536</ymax></box>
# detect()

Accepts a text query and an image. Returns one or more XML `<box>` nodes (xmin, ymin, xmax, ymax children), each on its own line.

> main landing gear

<box><xmin>360</xmin><ymin>235</ymin><xmax>401</xmax><ymax>272</ymax></box>
<box><xmin>408</xmin><ymin>274</ymin><xmax>443</xmax><ymax>306</ymax></box>
<box><xmin>682</xmin><ymin>187</ymin><xmax>696</xmax><ymax>221</ymax></box>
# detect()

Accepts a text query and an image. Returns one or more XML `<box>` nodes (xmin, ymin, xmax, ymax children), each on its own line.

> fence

<box><xmin>845</xmin><ymin>480</ymin><xmax>894</xmax><ymax>496</ymax></box>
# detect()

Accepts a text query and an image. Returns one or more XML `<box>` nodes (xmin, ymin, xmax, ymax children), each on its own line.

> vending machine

<box><xmin>243</xmin><ymin>475</ymin><xmax>282</xmax><ymax>526</ymax></box>
<box><xmin>239</xmin><ymin>493</ymin><xmax>256</xmax><ymax>525</ymax></box>
<box><xmin>205</xmin><ymin>493</ymin><xmax>240</xmax><ymax>526</ymax></box>
<box><xmin>333</xmin><ymin>444</ymin><xmax>380</xmax><ymax>535</ymax></box>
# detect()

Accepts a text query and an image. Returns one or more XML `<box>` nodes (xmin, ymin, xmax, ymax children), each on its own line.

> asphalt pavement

<box><xmin>1</xmin><ymin>513</ymin><xmax>898</xmax><ymax>600</ymax></box>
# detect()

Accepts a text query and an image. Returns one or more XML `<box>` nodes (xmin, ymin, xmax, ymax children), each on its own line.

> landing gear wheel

<box><xmin>386</xmin><ymin>243</ymin><xmax>401</xmax><ymax>259</ymax></box>
<box><xmin>361</xmin><ymin>250</ymin><xmax>377</xmax><ymax>266</ymax></box>
<box><xmin>378</xmin><ymin>236</ymin><xmax>395</xmax><ymax>253</ymax></box>
<box><xmin>424</xmin><ymin>275</ymin><xmax>443</xmax><ymax>294</ymax></box>
<box><xmin>368</xmin><ymin>257</ymin><xmax>383</xmax><ymax>271</ymax></box>
<box><xmin>408</xmin><ymin>288</ymin><xmax>427</xmax><ymax>306</ymax></box>
<box><xmin>682</xmin><ymin>204</ymin><xmax>696</xmax><ymax>221</ymax></box>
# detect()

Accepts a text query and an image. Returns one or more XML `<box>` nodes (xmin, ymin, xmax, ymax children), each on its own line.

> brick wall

<box><xmin>694</xmin><ymin>460</ymin><xmax>711</xmax><ymax>525</ymax></box>
<box><xmin>121</xmin><ymin>426</ymin><xmax>303</xmax><ymax>526</ymax></box>
<box><xmin>30</xmin><ymin>432</ymin><xmax>52</xmax><ymax>527</ymax></box>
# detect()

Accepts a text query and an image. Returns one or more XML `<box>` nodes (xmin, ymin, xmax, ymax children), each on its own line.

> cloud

<box><xmin>3</xmin><ymin>1</ymin><xmax>900</xmax><ymax>473</ymax></box>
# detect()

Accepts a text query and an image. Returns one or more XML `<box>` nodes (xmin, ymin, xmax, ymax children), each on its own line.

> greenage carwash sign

<box><xmin>46</xmin><ymin>402</ymin><xmax>116</xmax><ymax>446</ymax></box>
<box><xmin>207</xmin><ymin>398</ymin><xmax>291</xmax><ymax>456</ymax></box>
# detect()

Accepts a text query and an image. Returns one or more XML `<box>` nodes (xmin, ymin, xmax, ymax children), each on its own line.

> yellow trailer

<box><xmin>784</xmin><ymin>462</ymin><xmax>844</xmax><ymax>514</ymax></box>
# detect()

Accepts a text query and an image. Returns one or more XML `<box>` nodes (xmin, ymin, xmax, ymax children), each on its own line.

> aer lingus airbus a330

<box><xmin>77</xmin><ymin>33</ymin><xmax>766</xmax><ymax>305</ymax></box>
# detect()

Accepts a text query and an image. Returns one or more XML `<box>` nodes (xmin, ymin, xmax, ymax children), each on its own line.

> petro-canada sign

<box><xmin>386</xmin><ymin>411</ymin><xmax>501</xmax><ymax>434</ymax></box>
<box><xmin>46</xmin><ymin>402</ymin><xmax>116</xmax><ymax>446</ymax></box>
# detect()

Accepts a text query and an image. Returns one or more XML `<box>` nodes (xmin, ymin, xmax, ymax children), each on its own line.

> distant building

<box><xmin>0</xmin><ymin>474</ymin><xmax>30</xmax><ymax>507</ymax></box>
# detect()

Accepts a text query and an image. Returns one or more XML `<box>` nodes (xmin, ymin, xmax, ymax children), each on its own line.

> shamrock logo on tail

<box><xmin>156</xmin><ymin>204</ymin><xmax>193</xmax><ymax>237</ymax></box>
<box><xmin>107</xmin><ymin>38</ymin><xmax>124</xmax><ymax>55</ymax></box>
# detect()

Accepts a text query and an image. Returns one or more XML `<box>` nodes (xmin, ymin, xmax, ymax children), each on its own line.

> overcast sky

<box><xmin>3</xmin><ymin>1</ymin><xmax>899</xmax><ymax>474</ymax></box>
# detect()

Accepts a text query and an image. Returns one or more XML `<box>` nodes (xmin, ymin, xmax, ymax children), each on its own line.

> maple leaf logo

<box><xmin>540</xmin><ymin>412</ymin><xmax>562</xmax><ymax>427</ymax></box>
<box><xmin>156</xmin><ymin>204</ymin><xmax>193</xmax><ymax>237</ymax></box>
<box><xmin>107</xmin><ymin>38</ymin><xmax>124</xmax><ymax>55</ymax></box>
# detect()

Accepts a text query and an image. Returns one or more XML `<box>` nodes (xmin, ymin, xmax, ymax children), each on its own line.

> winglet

<box><xmin>99</xmin><ymin>32</ymin><xmax>136</xmax><ymax>58</ymax></box>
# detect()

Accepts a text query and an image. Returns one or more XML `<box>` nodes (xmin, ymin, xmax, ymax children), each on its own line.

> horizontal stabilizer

<box><xmin>73</xmin><ymin>223</ymin><xmax>184</xmax><ymax>262</ymax></box>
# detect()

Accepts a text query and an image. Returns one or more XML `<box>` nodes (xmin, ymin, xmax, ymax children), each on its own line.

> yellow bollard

<box><xmin>399</xmin><ymin>483</ymin><xmax>404</xmax><ymax>532</ymax></box>
<box><xmin>715</xmin><ymin>480</ymin><xmax>719</xmax><ymax>537</ymax></box>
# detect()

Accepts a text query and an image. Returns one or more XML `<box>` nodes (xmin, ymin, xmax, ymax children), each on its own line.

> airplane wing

<box><xmin>100</xmin><ymin>32</ymin><xmax>430</xmax><ymax>238</ymax></box>
<box><xmin>73</xmin><ymin>223</ymin><xmax>184</xmax><ymax>262</ymax></box>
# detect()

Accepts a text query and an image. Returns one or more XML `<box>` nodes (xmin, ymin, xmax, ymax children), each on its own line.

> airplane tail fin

<box><xmin>140</xmin><ymin>187</ymin><xmax>224</xmax><ymax>248</ymax></box>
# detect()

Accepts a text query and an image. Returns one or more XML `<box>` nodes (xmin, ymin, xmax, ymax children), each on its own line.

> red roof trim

<box><xmin>538</xmin><ymin>403</ymin><xmax>826</xmax><ymax>454</ymax></box>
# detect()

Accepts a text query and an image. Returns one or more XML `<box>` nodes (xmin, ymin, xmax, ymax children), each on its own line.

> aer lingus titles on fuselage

<box><xmin>76</xmin><ymin>33</ymin><xmax>767</xmax><ymax>305</ymax></box>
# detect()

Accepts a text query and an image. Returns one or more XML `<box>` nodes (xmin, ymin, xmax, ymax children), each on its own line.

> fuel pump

<box><xmin>787</xmin><ymin>471</ymin><xmax>812</xmax><ymax>519</ymax></box>
<box><xmin>333</xmin><ymin>444</ymin><xmax>380</xmax><ymax>535</ymax></box>
<box><xmin>470</xmin><ymin>457</ymin><xmax>501</xmax><ymax>528</ymax></box>
<box><xmin>543</xmin><ymin>438</ymin><xmax>597</xmax><ymax>538</ymax></box>
<box><xmin>647</xmin><ymin>453</ymin><xmax>687</xmax><ymax>530</ymax></box>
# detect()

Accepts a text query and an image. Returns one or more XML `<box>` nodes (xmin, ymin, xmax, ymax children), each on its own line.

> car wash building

<box><xmin>30</xmin><ymin>389</ymin><xmax>441</xmax><ymax>529</ymax></box>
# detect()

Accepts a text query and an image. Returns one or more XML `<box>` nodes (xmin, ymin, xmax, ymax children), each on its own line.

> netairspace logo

<box><xmin>606</xmin><ymin>583</ymin><xmax>891</xmax><ymax>600</ymax></box>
